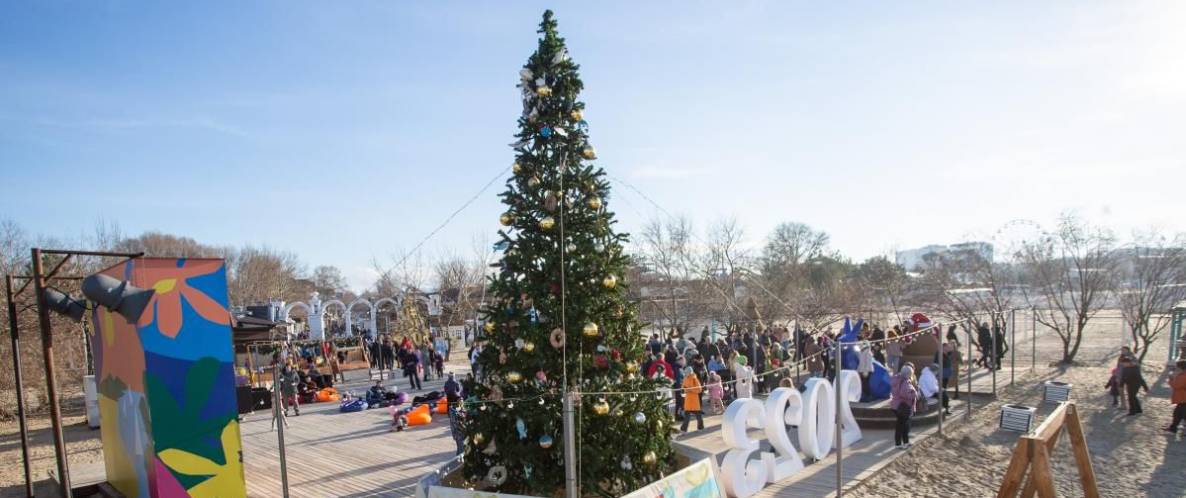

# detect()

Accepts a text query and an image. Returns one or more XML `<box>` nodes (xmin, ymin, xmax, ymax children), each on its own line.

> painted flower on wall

<box><xmin>136</xmin><ymin>259</ymin><xmax>230</xmax><ymax>337</ymax></box>
<box><xmin>158</xmin><ymin>420</ymin><xmax>244</xmax><ymax>498</ymax></box>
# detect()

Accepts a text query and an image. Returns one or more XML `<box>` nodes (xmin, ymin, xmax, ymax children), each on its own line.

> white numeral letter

<box><xmin>720</xmin><ymin>398</ymin><xmax>769</xmax><ymax>497</ymax></box>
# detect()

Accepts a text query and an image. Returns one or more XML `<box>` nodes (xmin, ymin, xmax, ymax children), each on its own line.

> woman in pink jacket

<box><xmin>890</xmin><ymin>363</ymin><xmax>919</xmax><ymax>449</ymax></box>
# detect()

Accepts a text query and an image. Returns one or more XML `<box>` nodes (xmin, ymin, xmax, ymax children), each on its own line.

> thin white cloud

<box><xmin>29</xmin><ymin>115</ymin><xmax>250</xmax><ymax>138</ymax></box>
<box><xmin>629</xmin><ymin>166</ymin><xmax>709</xmax><ymax>180</ymax></box>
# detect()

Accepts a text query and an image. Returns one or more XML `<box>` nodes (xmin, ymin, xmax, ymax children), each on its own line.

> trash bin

<box><xmin>1000</xmin><ymin>404</ymin><xmax>1036</xmax><ymax>432</ymax></box>
<box><xmin>1043</xmin><ymin>381</ymin><xmax>1072</xmax><ymax>403</ymax></box>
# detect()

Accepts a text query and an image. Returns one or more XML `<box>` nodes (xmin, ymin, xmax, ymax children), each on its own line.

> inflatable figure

<box><xmin>839</xmin><ymin>317</ymin><xmax>864</xmax><ymax>371</ymax></box>
<box><xmin>866</xmin><ymin>360</ymin><xmax>892</xmax><ymax>399</ymax></box>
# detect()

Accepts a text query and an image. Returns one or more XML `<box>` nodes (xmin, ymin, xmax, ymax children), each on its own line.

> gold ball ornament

<box><xmin>526</xmin><ymin>176</ymin><xmax>541</xmax><ymax>189</ymax></box>
<box><xmin>484</xmin><ymin>321</ymin><xmax>496</xmax><ymax>333</ymax></box>
<box><xmin>592</xmin><ymin>400</ymin><xmax>610</xmax><ymax>415</ymax></box>
<box><xmin>586</xmin><ymin>196</ymin><xmax>602</xmax><ymax>210</ymax></box>
<box><xmin>506</xmin><ymin>371</ymin><xmax>523</xmax><ymax>384</ymax></box>
<box><xmin>512</xmin><ymin>162</ymin><xmax>523</xmax><ymax>175</ymax></box>
<box><xmin>582</xmin><ymin>322</ymin><xmax>600</xmax><ymax>338</ymax></box>
<box><xmin>581</xmin><ymin>145</ymin><xmax>597</xmax><ymax>160</ymax></box>
<box><xmin>522</xmin><ymin>340</ymin><xmax>535</xmax><ymax>353</ymax></box>
<box><xmin>539</xmin><ymin>216</ymin><xmax>556</xmax><ymax>231</ymax></box>
<box><xmin>602</xmin><ymin>275</ymin><xmax>617</xmax><ymax>289</ymax></box>
<box><xmin>473</xmin><ymin>433</ymin><xmax>486</xmax><ymax>445</ymax></box>
<box><xmin>570</xmin><ymin>109</ymin><xmax>583</xmax><ymax>121</ymax></box>
<box><xmin>642</xmin><ymin>451</ymin><xmax>657</xmax><ymax>465</ymax></box>
<box><xmin>537</xmin><ymin>85</ymin><xmax>552</xmax><ymax>97</ymax></box>
<box><xmin>499</xmin><ymin>213</ymin><xmax>514</xmax><ymax>226</ymax></box>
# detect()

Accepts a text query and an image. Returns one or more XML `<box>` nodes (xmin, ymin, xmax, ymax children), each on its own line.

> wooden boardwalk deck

<box><xmin>240</xmin><ymin>360</ymin><xmax>471</xmax><ymax>497</ymax></box>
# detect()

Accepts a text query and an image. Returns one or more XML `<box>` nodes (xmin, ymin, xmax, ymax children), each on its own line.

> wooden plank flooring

<box><xmin>240</xmin><ymin>360</ymin><xmax>470</xmax><ymax>497</ymax></box>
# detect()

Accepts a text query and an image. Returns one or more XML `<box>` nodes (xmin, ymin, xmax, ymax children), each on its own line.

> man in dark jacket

<box><xmin>443</xmin><ymin>372</ymin><xmax>465</xmax><ymax>454</ymax></box>
<box><xmin>993</xmin><ymin>325</ymin><xmax>1008</xmax><ymax>370</ymax></box>
<box><xmin>1121</xmin><ymin>358</ymin><xmax>1149</xmax><ymax>415</ymax></box>
<box><xmin>977</xmin><ymin>323</ymin><xmax>994</xmax><ymax>369</ymax></box>
<box><xmin>403</xmin><ymin>347</ymin><xmax>423</xmax><ymax>391</ymax></box>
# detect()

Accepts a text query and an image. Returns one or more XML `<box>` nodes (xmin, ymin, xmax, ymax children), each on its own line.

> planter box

<box><xmin>1000</xmin><ymin>404</ymin><xmax>1037</xmax><ymax>432</ymax></box>
<box><xmin>1043</xmin><ymin>381</ymin><xmax>1073</xmax><ymax>403</ymax></box>
<box><xmin>416</xmin><ymin>455</ymin><xmax>723</xmax><ymax>498</ymax></box>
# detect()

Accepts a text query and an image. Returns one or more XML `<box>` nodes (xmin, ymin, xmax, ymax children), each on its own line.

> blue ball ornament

<box><xmin>540</xmin><ymin>126</ymin><xmax>553</xmax><ymax>138</ymax></box>
<box><xmin>539</xmin><ymin>435</ymin><xmax>554</xmax><ymax>449</ymax></box>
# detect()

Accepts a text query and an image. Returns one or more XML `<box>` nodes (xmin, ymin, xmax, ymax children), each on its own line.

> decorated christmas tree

<box><xmin>394</xmin><ymin>296</ymin><xmax>429</xmax><ymax>345</ymax></box>
<box><xmin>461</xmin><ymin>10</ymin><xmax>675</xmax><ymax>496</ymax></box>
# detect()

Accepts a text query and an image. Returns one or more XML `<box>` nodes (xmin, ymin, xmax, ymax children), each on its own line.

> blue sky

<box><xmin>2</xmin><ymin>1</ymin><xmax>1184</xmax><ymax>291</ymax></box>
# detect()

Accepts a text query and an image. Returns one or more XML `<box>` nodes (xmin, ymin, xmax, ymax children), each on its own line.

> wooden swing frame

<box><xmin>996</xmin><ymin>401</ymin><xmax>1099</xmax><ymax>498</ymax></box>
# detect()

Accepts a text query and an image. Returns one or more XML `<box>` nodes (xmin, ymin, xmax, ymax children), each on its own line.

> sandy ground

<box><xmin>848</xmin><ymin>316</ymin><xmax>1185</xmax><ymax>498</ymax></box>
<box><xmin>0</xmin><ymin>412</ymin><xmax>104</xmax><ymax>497</ymax></box>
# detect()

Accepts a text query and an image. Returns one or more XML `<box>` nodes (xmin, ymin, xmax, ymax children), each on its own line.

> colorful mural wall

<box><xmin>89</xmin><ymin>258</ymin><xmax>245</xmax><ymax>498</ymax></box>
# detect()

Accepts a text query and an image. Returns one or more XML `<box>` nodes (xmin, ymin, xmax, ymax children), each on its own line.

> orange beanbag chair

<box><xmin>315</xmin><ymin>387</ymin><xmax>341</xmax><ymax>403</ymax></box>
<box><xmin>407</xmin><ymin>410</ymin><xmax>432</xmax><ymax>426</ymax></box>
<box><xmin>436</xmin><ymin>399</ymin><xmax>449</xmax><ymax>414</ymax></box>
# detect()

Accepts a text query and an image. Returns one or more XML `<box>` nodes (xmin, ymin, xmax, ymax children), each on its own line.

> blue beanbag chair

<box><xmin>340</xmin><ymin>399</ymin><xmax>368</xmax><ymax>413</ymax></box>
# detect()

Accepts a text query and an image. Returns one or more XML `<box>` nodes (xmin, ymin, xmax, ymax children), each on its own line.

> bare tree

<box><xmin>0</xmin><ymin>218</ymin><xmax>29</xmax><ymax>277</ymax></box>
<box><xmin>433</xmin><ymin>251</ymin><xmax>486</xmax><ymax>329</ymax></box>
<box><xmin>312</xmin><ymin>265</ymin><xmax>349</xmax><ymax>298</ymax></box>
<box><xmin>699</xmin><ymin>217</ymin><xmax>750</xmax><ymax>327</ymax></box>
<box><xmin>1019</xmin><ymin>214</ymin><xmax>1118</xmax><ymax>364</ymax></box>
<box><xmin>1117</xmin><ymin>232</ymin><xmax>1186</xmax><ymax>363</ymax></box>
<box><xmin>227</xmin><ymin>246</ymin><xmax>305</xmax><ymax>306</ymax></box>
<box><xmin>917</xmin><ymin>246</ymin><xmax>1018</xmax><ymax>335</ymax></box>
<box><xmin>373</xmin><ymin>249</ymin><xmax>429</xmax><ymax>295</ymax></box>
<box><xmin>758</xmin><ymin>222</ymin><xmax>829</xmax><ymax>298</ymax></box>
<box><xmin>638</xmin><ymin>216</ymin><xmax>698</xmax><ymax>336</ymax></box>
<box><xmin>853</xmin><ymin>255</ymin><xmax>909</xmax><ymax>323</ymax></box>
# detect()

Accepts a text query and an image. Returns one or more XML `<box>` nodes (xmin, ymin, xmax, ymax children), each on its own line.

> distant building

<box><xmin>896</xmin><ymin>242</ymin><xmax>993</xmax><ymax>271</ymax></box>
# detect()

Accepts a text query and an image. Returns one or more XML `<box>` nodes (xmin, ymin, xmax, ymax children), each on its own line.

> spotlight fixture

<box><xmin>81</xmin><ymin>274</ymin><xmax>155</xmax><ymax>322</ymax></box>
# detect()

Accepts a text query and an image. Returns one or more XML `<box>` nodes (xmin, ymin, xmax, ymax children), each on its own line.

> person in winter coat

<box><xmin>752</xmin><ymin>343</ymin><xmax>768</xmax><ymax>394</ymax></box>
<box><xmin>1104</xmin><ymin>367</ymin><xmax>1123</xmax><ymax>408</ymax></box>
<box><xmin>1120</xmin><ymin>357</ymin><xmax>1149</xmax><ymax>415</ymax></box>
<box><xmin>443</xmin><ymin>372</ymin><xmax>465</xmax><ymax>454</ymax></box>
<box><xmin>857</xmin><ymin>341</ymin><xmax>875</xmax><ymax>402</ymax></box>
<box><xmin>646</xmin><ymin>355</ymin><xmax>675</xmax><ymax>380</ymax></box>
<box><xmin>1165</xmin><ymin>360</ymin><xmax>1186</xmax><ymax>434</ymax></box>
<box><xmin>993</xmin><ymin>325</ymin><xmax>1008</xmax><ymax>370</ymax></box>
<box><xmin>403</xmin><ymin>345</ymin><xmax>423</xmax><ymax>391</ymax></box>
<box><xmin>890</xmin><ymin>364</ymin><xmax>919</xmax><ymax>449</ymax></box>
<box><xmin>706</xmin><ymin>370</ymin><xmax>725</xmax><ymax>415</ymax></box>
<box><xmin>942</xmin><ymin>338</ymin><xmax>962</xmax><ymax>400</ymax></box>
<box><xmin>805</xmin><ymin>340</ymin><xmax>824</xmax><ymax>378</ymax></box>
<box><xmin>885</xmin><ymin>338</ymin><xmax>903</xmax><ymax>375</ymax></box>
<box><xmin>734</xmin><ymin>355</ymin><xmax>754</xmax><ymax>399</ymax></box>
<box><xmin>977</xmin><ymin>323</ymin><xmax>994</xmax><ymax>369</ymax></box>
<box><xmin>279</xmin><ymin>362</ymin><xmax>301</xmax><ymax>416</ymax></box>
<box><xmin>680</xmin><ymin>367</ymin><xmax>705</xmax><ymax>432</ymax></box>
<box><xmin>672</xmin><ymin>360</ymin><xmax>686</xmax><ymax>418</ymax></box>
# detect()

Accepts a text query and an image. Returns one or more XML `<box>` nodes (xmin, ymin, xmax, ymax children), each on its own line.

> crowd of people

<box><xmin>623</xmin><ymin>318</ymin><xmax>1021</xmax><ymax>442</ymax></box>
<box><xmin>364</xmin><ymin>334</ymin><xmax>450</xmax><ymax>390</ymax></box>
